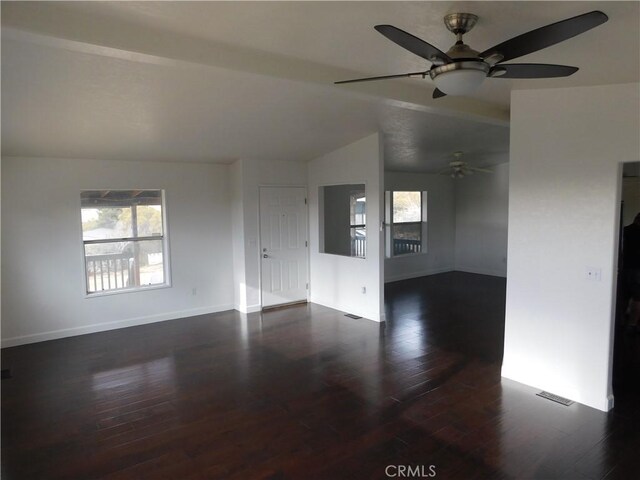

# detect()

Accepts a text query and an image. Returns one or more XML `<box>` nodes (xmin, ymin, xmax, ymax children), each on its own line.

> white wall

<box><xmin>1</xmin><ymin>156</ymin><xmax>234</xmax><ymax>346</ymax></box>
<box><xmin>504</xmin><ymin>83</ymin><xmax>640</xmax><ymax>411</ymax></box>
<box><xmin>232</xmin><ymin>158</ymin><xmax>307</xmax><ymax>313</ymax></box>
<box><xmin>455</xmin><ymin>162</ymin><xmax>509</xmax><ymax>277</ymax></box>
<box><xmin>230</xmin><ymin>160</ymin><xmax>247</xmax><ymax>310</ymax></box>
<box><xmin>384</xmin><ymin>172</ymin><xmax>455</xmax><ymax>282</ymax></box>
<box><xmin>309</xmin><ymin>133</ymin><xmax>384</xmax><ymax>321</ymax></box>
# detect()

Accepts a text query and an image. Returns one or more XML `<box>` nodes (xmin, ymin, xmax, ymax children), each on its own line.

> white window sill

<box><xmin>85</xmin><ymin>283</ymin><xmax>171</xmax><ymax>299</ymax></box>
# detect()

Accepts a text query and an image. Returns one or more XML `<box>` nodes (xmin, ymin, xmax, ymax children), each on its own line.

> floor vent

<box><xmin>536</xmin><ymin>391</ymin><xmax>573</xmax><ymax>406</ymax></box>
<box><xmin>345</xmin><ymin>313</ymin><xmax>362</xmax><ymax>319</ymax></box>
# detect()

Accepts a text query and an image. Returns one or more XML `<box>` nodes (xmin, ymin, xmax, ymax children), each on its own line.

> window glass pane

<box><xmin>137</xmin><ymin>239</ymin><xmax>165</xmax><ymax>286</ymax></box>
<box><xmin>81</xmin><ymin>190</ymin><xmax>162</xmax><ymax>240</ymax></box>
<box><xmin>393</xmin><ymin>224</ymin><xmax>421</xmax><ymax>255</ymax></box>
<box><xmin>350</xmin><ymin>191</ymin><xmax>366</xmax><ymax>226</ymax></box>
<box><xmin>84</xmin><ymin>241</ymin><xmax>134</xmax><ymax>292</ymax></box>
<box><xmin>348</xmin><ymin>189</ymin><xmax>366</xmax><ymax>257</ymax></box>
<box><xmin>393</xmin><ymin>191</ymin><xmax>421</xmax><ymax>223</ymax></box>
<box><xmin>84</xmin><ymin>239</ymin><xmax>164</xmax><ymax>293</ymax></box>
<box><xmin>132</xmin><ymin>205</ymin><xmax>163</xmax><ymax>237</ymax></box>
<box><xmin>350</xmin><ymin>226</ymin><xmax>366</xmax><ymax>258</ymax></box>
<box><xmin>82</xmin><ymin>207</ymin><xmax>132</xmax><ymax>240</ymax></box>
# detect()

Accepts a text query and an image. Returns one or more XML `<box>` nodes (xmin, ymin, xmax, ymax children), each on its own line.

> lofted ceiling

<box><xmin>2</xmin><ymin>1</ymin><xmax>638</xmax><ymax>173</ymax></box>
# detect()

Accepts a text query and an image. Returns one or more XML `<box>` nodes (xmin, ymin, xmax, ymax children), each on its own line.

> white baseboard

<box><xmin>384</xmin><ymin>267</ymin><xmax>453</xmax><ymax>283</ymax></box>
<box><xmin>309</xmin><ymin>298</ymin><xmax>383</xmax><ymax>323</ymax></box>
<box><xmin>454</xmin><ymin>265</ymin><xmax>507</xmax><ymax>278</ymax></box>
<box><xmin>501</xmin><ymin>367</ymin><xmax>612</xmax><ymax>412</ymax></box>
<box><xmin>1</xmin><ymin>304</ymin><xmax>234</xmax><ymax>348</ymax></box>
<box><xmin>234</xmin><ymin>304</ymin><xmax>261</xmax><ymax>314</ymax></box>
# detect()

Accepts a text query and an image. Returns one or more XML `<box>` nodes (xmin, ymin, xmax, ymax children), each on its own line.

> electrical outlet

<box><xmin>586</xmin><ymin>267</ymin><xmax>601</xmax><ymax>282</ymax></box>
<box><xmin>361</xmin><ymin>286</ymin><xmax>366</xmax><ymax>294</ymax></box>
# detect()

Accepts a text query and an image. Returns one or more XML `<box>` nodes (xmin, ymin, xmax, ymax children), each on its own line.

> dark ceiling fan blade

<box><xmin>374</xmin><ymin>25</ymin><xmax>451</xmax><ymax>63</ymax></box>
<box><xmin>480</xmin><ymin>11</ymin><xmax>608</xmax><ymax>63</ymax></box>
<box><xmin>491</xmin><ymin>63</ymin><xmax>579</xmax><ymax>78</ymax></box>
<box><xmin>432</xmin><ymin>88</ymin><xmax>447</xmax><ymax>98</ymax></box>
<box><xmin>334</xmin><ymin>71</ymin><xmax>427</xmax><ymax>85</ymax></box>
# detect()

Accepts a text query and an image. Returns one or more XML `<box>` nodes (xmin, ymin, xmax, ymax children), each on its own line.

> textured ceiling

<box><xmin>1</xmin><ymin>1</ymin><xmax>638</xmax><ymax>172</ymax></box>
<box><xmin>1</xmin><ymin>37</ymin><xmax>380</xmax><ymax>164</ymax></box>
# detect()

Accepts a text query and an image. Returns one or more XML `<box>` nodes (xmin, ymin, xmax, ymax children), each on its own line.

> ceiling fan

<box><xmin>335</xmin><ymin>11</ymin><xmax>608</xmax><ymax>97</ymax></box>
<box><xmin>439</xmin><ymin>152</ymin><xmax>492</xmax><ymax>178</ymax></box>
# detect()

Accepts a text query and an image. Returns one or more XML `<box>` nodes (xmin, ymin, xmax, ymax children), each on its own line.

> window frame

<box><xmin>80</xmin><ymin>189</ymin><xmax>171</xmax><ymax>297</ymax></box>
<box><xmin>349</xmin><ymin>189</ymin><xmax>367</xmax><ymax>258</ymax></box>
<box><xmin>385</xmin><ymin>190</ymin><xmax>428</xmax><ymax>258</ymax></box>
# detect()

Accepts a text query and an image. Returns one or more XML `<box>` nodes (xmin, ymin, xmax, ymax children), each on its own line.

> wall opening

<box><xmin>612</xmin><ymin>161</ymin><xmax>640</xmax><ymax>401</ymax></box>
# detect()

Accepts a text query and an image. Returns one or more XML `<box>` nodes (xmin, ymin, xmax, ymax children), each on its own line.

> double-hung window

<box><xmin>350</xmin><ymin>189</ymin><xmax>366</xmax><ymax>257</ymax></box>
<box><xmin>386</xmin><ymin>191</ymin><xmax>427</xmax><ymax>256</ymax></box>
<box><xmin>81</xmin><ymin>190</ymin><xmax>168</xmax><ymax>294</ymax></box>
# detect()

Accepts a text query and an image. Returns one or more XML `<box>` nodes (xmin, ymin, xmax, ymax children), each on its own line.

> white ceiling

<box><xmin>2</xmin><ymin>1</ymin><xmax>638</xmax><ymax>172</ymax></box>
<box><xmin>1</xmin><ymin>37</ymin><xmax>380</xmax><ymax>164</ymax></box>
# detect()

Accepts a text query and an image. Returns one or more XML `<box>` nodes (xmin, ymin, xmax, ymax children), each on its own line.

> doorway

<box><xmin>259</xmin><ymin>186</ymin><xmax>309</xmax><ymax>309</ymax></box>
<box><xmin>613</xmin><ymin>162</ymin><xmax>640</xmax><ymax>398</ymax></box>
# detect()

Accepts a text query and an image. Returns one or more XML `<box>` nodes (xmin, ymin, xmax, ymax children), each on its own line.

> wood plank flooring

<box><xmin>2</xmin><ymin>272</ymin><xmax>640</xmax><ymax>479</ymax></box>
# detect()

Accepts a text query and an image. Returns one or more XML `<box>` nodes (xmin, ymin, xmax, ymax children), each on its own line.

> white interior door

<box><xmin>259</xmin><ymin>187</ymin><xmax>308</xmax><ymax>308</ymax></box>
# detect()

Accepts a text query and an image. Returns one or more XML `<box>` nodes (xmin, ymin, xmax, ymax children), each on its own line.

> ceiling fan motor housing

<box><xmin>443</xmin><ymin>13</ymin><xmax>478</xmax><ymax>35</ymax></box>
<box><xmin>430</xmin><ymin>13</ymin><xmax>490</xmax><ymax>95</ymax></box>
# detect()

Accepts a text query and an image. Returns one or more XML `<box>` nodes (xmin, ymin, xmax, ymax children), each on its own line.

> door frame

<box><xmin>257</xmin><ymin>185</ymin><xmax>310</xmax><ymax>309</ymax></box>
<box><xmin>608</xmin><ymin>162</ymin><xmax>640</xmax><ymax>407</ymax></box>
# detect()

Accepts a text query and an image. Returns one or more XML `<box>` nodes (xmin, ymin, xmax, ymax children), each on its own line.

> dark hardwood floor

<box><xmin>2</xmin><ymin>272</ymin><xmax>640</xmax><ymax>479</ymax></box>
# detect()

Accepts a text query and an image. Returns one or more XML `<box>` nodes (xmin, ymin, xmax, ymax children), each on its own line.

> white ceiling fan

<box><xmin>439</xmin><ymin>152</ymin><xmax>492</xmax><ymax>178</ymax></box>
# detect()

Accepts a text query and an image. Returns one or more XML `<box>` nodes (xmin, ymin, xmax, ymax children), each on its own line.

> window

<box><xmin>386</xmin><ymin>191</ymin><xmax>427</xmax><ymax>256</ymax></box>
<box><xmin>81</xmin><ymin>190</ymin><xmax>168</xmax><ymax>294</ymax></box>
<box><xmin>350</xmin><ymin>189</ymin><xmax>366</xmax><ymax>257</ymax></box>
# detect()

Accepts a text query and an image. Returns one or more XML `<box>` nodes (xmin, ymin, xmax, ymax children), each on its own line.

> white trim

<box><xmin>501</xmin><ymin>370</ymin><xmax>614</xmax><ymax>412</ymax></box>
<box><xmin>309</xmin><ymin>298</ymin><xmax>384</xmax><ymax>323</ymax></box>
<box><xmin>79</xmin><ymin>188</ymin><xmax>172</xmax><ymax>297</ymax></box>
<box><xmin>1</xmin><ymin>304</ymin><xmax>233</xmax><ymax>348</ymax></box>
<box><xmin>384</xmin><ymin>266</ymin><xmax>453</xmax><ymax>283</ymax></box>
<box><xmin>234</xmin><ymin>303</ymin><xmax>262</xmax><ymax>314</ymax></box>
<box><xmin>453</xmin><ymin>266</ymin><xmax>507</xmax><ymax>278</ymax></box>
<box><xmin>84</xmin><ymin>283</ymin><xmax>171</xmax><ymax>299</ymax></box>
<box><xmin>317</xmin><ymin>181</ymin><xmax>368</xmax><ymax>258</ymax></box>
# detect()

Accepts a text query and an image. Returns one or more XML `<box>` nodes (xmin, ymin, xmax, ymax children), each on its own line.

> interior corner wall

<box><xmin>233</xmin><ymin>158</ymin><xmax>308</xmax><ymax>313</ymax></box>
<box><xmin>1</xmin><ymin>156</ymin><xmax>235</xmax><ymax>347</ymax></box>
<box><xmin>230</xmin><ymin>160</ymin><xmax>247</xmax><ymax>311</ymax></box>
<box><xmin>504</xmin><ymin>83</ymin><xmax>640</xmax><ymax>412</ymax></box>
<box><xmin>454</xmin><ymin>162</ymin><xmax>509</xmax><ymax>277</ymax></box>
<box><xmin>384</xmin><ymin>172</ymin><xmax>456</xmax><ymax>282</ymax></box>
<box><xmin>308</xmin><ymin>133</ymin><xmax>385</xmax><ymax>322</ymax></box>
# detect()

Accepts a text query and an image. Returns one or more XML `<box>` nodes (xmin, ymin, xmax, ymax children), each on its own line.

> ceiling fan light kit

<box><xmin>431</xmin><ymin>62</ymin><xmax>489</xmax><ymax>95</ymax></box>
<box><xmin>335</xmin><ymin>10</ymin><xmax>609</xmax><ymax>98</ymax></box>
